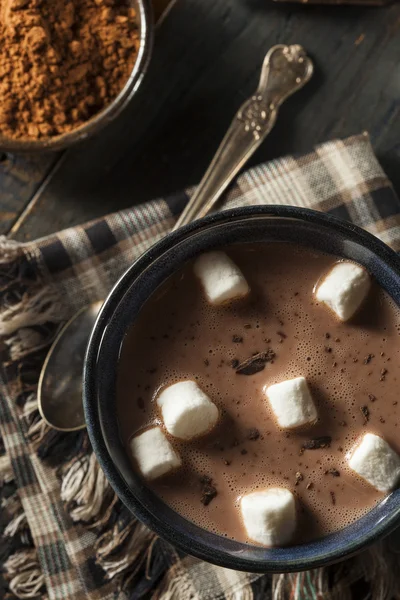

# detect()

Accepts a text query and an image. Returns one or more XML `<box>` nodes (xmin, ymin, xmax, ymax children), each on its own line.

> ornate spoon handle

<box><xmin>173</xmin><ymin>44</ymin><xmax>313</xmax><ymax>231</ymax></box>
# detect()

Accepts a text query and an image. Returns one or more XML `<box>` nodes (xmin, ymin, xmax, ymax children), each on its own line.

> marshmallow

<box><xmin>193</xmin><ymin>251</ymin><xmax>250</xmax><ymax>305</ymax></box>
<box><xmin>348</xmin><ymin>433</ymin><xmax>400</xmax><ymax>493</ymax></box>
<box><xmin>265</xmin><ymin>376</ymin><xmax>317</xmax><ymax>430</ymax></box>
<box><xmin>130</xmin><ymin>426</ymin><xmax>181</xmax><ymax>480</ymax></box>
<box><xmin>315</xmin><ymin>261</ymin><xmax>370</xmax><ymax>322</ymax></box>
<box><xmin>157</xmin><ymin>380</ymin><xmax>219</xmax><ymax>440</ymax></box>
<box><xmin>240</xmin><ymin>488</ymin><xmax>296</xmax><ymax>546</ymax></box>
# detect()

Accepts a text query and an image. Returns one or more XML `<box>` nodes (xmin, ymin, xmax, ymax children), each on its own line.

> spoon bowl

<box><xmin>38</xmin><ymin>301</ymin><xmax>102</xmax><ymax>431</ymax></box>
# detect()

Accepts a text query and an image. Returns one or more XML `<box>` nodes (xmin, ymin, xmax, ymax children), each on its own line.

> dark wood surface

<box><xmin>1</xmin><ymin>0</ymin><xmax>399</xmax><ymax>241</ymax></box>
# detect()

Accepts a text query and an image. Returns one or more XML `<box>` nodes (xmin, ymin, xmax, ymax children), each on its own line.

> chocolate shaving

<box><xmin>368</xmin><ymin>393</ymin><xmax>376</xmax><ymax>402</ymax></box>
<box><xmin>235</xmin><ymin>349</ymin><xmax>275</xmax><ymax>376</ymax></box>
<box><xmin>244</xmin><ymin>324</ymin><xmax>252</xmax><ymax>329</ymax></box>
<box><xmin>325</xmin><ymin>468</ymin><xmax>340</xmax><ymax>477</ymax></box>
<box><xmin>295</xmin><ymin>472</ymin><xmax>304</xmax><ymax>486</ymax></box>
<box><xmin>200</xmin><ymin>476</ymin><xmax>218</xmax><ymax>506</ymax></box>
<box><xmin>364</xmin><ymin>353</ymin><xmax>374</xmax><ymax>364</ymax></box>
<box><xmin>330</xmin><ymin>491</ymin><xmax>336</xmax><ymax>505</ymax></box>
<box><xmin>200</xmin><ymin>475</ymin><xmax>212</xmax><ymax>484</ymax></box>
<box><xmin>360</xmin><ymin>405</ymin><xmax>370</xmax><ymax>424</ymax></box>
<box><xmin>380</xmin><ymin>417</ymin><xmax>386</xmax><ymax>424</ymax></box>
<box><xmin>325</xmin><ymin>333</ymin><xmax>331</xmax><ymax>339</ymax></box>
<box><xmin>246</xmin><ymin>428</ymin><xmax>260</xmax><ymax>441</ymax></box>
<box><xmin>301</xmin><ymin>436</ymin><xmax>331</xmax><ymax>452</ymax></box>
<box><xmin>232</xmin><ymin>335</ymin><xmax>243</xmax><ymax>343</ymax></box>
<box><xmin>306</xmin><ymin>482</ymin><xmax>313</xmax><ymax>490</ymax></box>
<box><xmin>231</xmin><ymin>359</ymin><xmax>239</xmax><ymax>369</ymax></box>
<box><xmin>277</xmin><ymin>331</ymin><xmax>287</xmax><ymax>339</ymax></box>
<box><xmin>324</xmin><ymin>346</ymin><xmax>332</xmax><ymax>353</ymax></box>
<box><xmin>380</xmin><ymin>368</ymin><xmax>388</xmax><ymax>381</ymax></box>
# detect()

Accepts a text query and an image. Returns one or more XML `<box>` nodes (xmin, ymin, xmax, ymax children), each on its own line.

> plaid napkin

<box><xmin>1</xmin><ymin>133</ymin><xmax>400</xmax><ymax>600</ymax></box>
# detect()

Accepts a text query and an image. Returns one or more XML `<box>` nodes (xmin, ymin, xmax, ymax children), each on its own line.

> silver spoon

<box><xmin>38</xmin><ymin>44</ymin><xmax>313</xmax><ymax>431</ymax></box>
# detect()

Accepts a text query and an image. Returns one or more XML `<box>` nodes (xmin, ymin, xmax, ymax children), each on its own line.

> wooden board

<box><xmin>3</xmin><ymin>0</ymin><xmax>400</xmax><ymax>240</ymax></box>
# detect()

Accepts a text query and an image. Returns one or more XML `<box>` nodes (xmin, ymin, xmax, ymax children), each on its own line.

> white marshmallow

<box><xmin>348</xmin><ymin>433</ymin><xmax>400</xmax><ymax>493</ymax></box>
<box><xmin>193</xmin><ymin>251</ymin><xmax>250</xmax><ymax>305</ymax></box>
<box><xmin>240</xmin><ymin>488</ymin><xmax>296</xmax><ymax>546</ymax></box>
<box><xmin>130</xmin><ymin>427</ymin><xmax>181</xmax><ymax>480</ymax></box>
<box><xmin>265</xmin><ymin>376</ymin><xmax>317</xmax><ymax>430</ymax></box>
<box><xmin>157</xmin><ymin>380</ymin><xmax>219</xmax><ymax>440</ymax></box>
<box><xmin>315</xmin><ymin>261</ymin><xmax>370</xmax><ymax>322</ymax></box>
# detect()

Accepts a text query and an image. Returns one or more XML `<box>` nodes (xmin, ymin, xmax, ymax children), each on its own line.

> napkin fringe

<box><xmin>0</xmin><ymin>452</ymin><xmax>14</xmax><ymax>485</ymax></box>
<box><xmin>95</xmin><ymin>520</ymin><xmax>156</xmax><ymax>581</ymax></box>
<box><xmin>272</xmin><ymin>570</ymin><xmax>341</xmax><ymax>600</ymax></box>
<box><xmin>3</xmin><ymin>548</ymin><xmax>46</xmax><ymax>599</ymax></box>
<box><xmin>269</xmin><ymin>542</ymin><xmax>400</xmax><ymax>600</ymax></box>
<box><xmin>0</xmin><ymin>438</ymin><xmax>41</xmax><ymax>599</ymax></box>
<box><xmin>153</xmin><ymin>561</ymin><xmax>198</xmax><ymax>600</ymax></box>
<box><xmin>0</xmin><ymin>286</ymin><xmax>66</xmax><ymax>342</ymax></box>
<box><xmin>0</xmin><ymin>476</ymin><xmax>44</xmax><ymax>598</ymax></box>
<box><xmin>0</xmin><ymin>236</ymin><xmax>22</xmax><ymax>264</ymax></box>
<box><xmin>0</xmin><ymin>236</ymin><xmax>68</xmax><ymax>346</ymax></box>
<box><xmin>60</xmin><ymin>452</ymin><xmax>115</xmax><ymax>524</ymax></box>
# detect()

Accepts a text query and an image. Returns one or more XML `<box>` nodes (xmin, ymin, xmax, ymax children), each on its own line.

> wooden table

<box><xmin>1</xmin><ymin>0</ymin><xmax>399</xmax><ymax>241</ymax></box>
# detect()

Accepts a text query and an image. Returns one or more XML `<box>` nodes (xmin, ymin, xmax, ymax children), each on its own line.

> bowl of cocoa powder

<box><xmin>0</xmin><ymin>0</ymin><xmax>152</xmax><ymax>151</ymax></box>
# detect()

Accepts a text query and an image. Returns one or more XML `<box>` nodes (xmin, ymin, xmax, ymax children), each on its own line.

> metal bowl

<box><xmin>0</xmin><ymin>0</ymin><xmax>153</xmax><ymax>153</ymax></box>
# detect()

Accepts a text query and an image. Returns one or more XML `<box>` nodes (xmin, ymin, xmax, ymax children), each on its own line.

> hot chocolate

<box><xmin>116</xmin><ymin>242</ymin><xmax>400</xmax><ymax>545</ymax></box>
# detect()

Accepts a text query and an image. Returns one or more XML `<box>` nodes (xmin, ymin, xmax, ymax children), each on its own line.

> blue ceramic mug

<box><xmin>83</xmin><ymin>206</ymin><xmax>400</xmax><ymax>573</ymax></box>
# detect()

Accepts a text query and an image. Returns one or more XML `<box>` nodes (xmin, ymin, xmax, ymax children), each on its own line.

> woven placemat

<box><xmin>1</xmin><ymin>133</ymin><xmax>400</xmax><ymax>600</ymax></box>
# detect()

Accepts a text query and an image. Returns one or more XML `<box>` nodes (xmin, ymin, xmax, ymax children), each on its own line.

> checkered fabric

<box><xmin>1</xmin><ymin>133</ymin><xmax>400</xmax><ymax>600</ymax></box>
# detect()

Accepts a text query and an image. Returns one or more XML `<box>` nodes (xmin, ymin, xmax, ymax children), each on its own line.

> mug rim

<box><xmin>83</xmin><ymin>205</ymin><xmax>400</xmax><ymax>572</ymax></box>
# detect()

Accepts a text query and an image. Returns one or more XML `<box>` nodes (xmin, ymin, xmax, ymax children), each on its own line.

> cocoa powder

<box><xmin>0</xmin><ymin>0</ymin><xmax>139</xmax><ymax>140</ymax></box>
